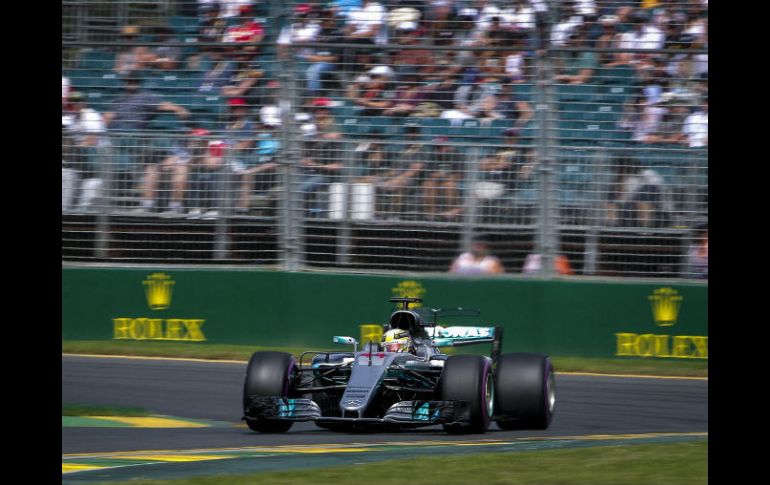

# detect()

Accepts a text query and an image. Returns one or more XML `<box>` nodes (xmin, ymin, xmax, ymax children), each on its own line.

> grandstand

<box><xmin>62</xmin><ymin>0</ymin><xmax>708</xmax><ymax>279</ymax></box>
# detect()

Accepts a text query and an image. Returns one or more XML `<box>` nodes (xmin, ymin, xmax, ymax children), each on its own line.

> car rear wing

<box><xmin>429</xmin><ymin>325</ymin><xmax>504</xmax><ymax>371</ymax></box>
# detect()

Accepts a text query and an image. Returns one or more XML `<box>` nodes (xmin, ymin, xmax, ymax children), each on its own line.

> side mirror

<box><xmin>333</xmin><ymin>336</ymin><xmax>359</xmax><ymax>353</ymax></box>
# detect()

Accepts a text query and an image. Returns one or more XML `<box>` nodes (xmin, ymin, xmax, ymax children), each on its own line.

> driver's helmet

<box><xmin>381</xmin><ymin>329</ymin><xmax>414</xmax><ymax>353</ymax></box>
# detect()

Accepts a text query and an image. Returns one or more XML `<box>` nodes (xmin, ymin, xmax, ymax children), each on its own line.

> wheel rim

<box><xmin>485</xmin><ymin>371</ymin><xmax>494</xmax><ymax>418</ymax></box>
<box><xmin>546</xmin><ymin>369</ymin><xmax>556</xmax><ymax>413</ymax></box>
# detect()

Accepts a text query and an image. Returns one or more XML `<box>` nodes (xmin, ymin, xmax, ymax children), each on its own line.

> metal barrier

<box><xmin>62</xmin><ymin>1</ymin><xmax>708</xmax><ymax>279</ymax></box>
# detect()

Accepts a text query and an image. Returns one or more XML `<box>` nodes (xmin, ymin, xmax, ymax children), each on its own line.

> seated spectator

<box><xmin>297</xmin><ymin>122</ymin><xmax>344</xmax><ymax>216</ymax></box>
<box><xmin>342</xmin><ymin>0</ymin><xmax>386</xmax><ymax>71</ymax></box>
<box><xmin>198</xmin><ymin>2</ymin><xmax>228</xmax><ymax>55</ymax></box>
<box><xmin>114</xmin><ymin>25</ymin><xmax>151</xmax><ymax>77</ymax></box>
<box><xmin>147</xmin><ymin>27</ymin><xmax>181</xmax><ymax>71</ymax></box>
<box><xmin>378</xmin><ymin>123</ymin><xmax>427</xmax><ymax>218</ymax></box>
<box><xmin>283</xmin><ymin>7</ymin><xmax>343</xmax><ymax>97</ymax></box>
<box><xmin>188</xmin><ymin>135</ymin><xmax>227</xmax><ymax>220</ymax></box>
<box><xmin>347</xmin><ymin>67</ymin><xmax>394</xmax><ymax>116</ymax></box>
<box><xmin>596</xmin><ymin>15</ymin><xmax>621</xmax><ymax>66</ymax></box>
<box><xmin>450</xmin><ymin>238</ymin><xmax>505</xmax><ymax>275</ymax></box>
<box><xmin>62</xmin><ymin>92</ymin><xmax>106</xmax><ymax>211</ymax></box>
<box><xmin>197</xmin><ymin>47</ymin><xmax>236</xmax><ymax>94</ymax></box>
<box><xmin>277</xmin><ymin>3</ymin><xmax>322</xmax><ymax>60</ymax></box>
<box><xmin>522</xmin><ymin>253</ymin><xmax>574</xmax><ymax>276</ymax></box>
<box><xmin>382</xmin><ymin>74</ymin><xmax>425</xmax><ymax>117</ymax></box>
<box><xmin>498</xmin><ymin>82</ymin><xmax>534</xmax><ymax>128</ymax></box>
<box><xmin>354</xmin><ymin>129</ymin><xmax>417</xmax><ymax>219</ymax></box>
<box><xmin>604</xmin><ymin>158</ymin><xmax>668</xmax><ymax>228</ymax></box>
<box><xmin>222</xmin><ymin>5</ymin><xmax>265</xmax><ymax>56</ymax></box>
<box><xmin>221</xmin><ymin>51</ymin><xmax>263</xmax><ymax>103</ymax></box>
<box><xmin>618</xmin><ymin>95</ymin><xmax>667</xmax><ymax>144</ymax></box>
<box><xmin>554</xmin><ymin>29</ymin><xmax>597</xmax><ymax>85</ymax></box>
<box><xmin>474</xmin><ymin>128</ymin><xmax>531</xmax><ymax>205</ymax></box>
<box><xmin>223</xmin><ymin>95</ymin><xmax>256</xmax><ymax>171</ymax></box>
<box><xmin>421</xmin><ymin>137</ymin><xmax>463</xmax><ymax>222</ymax></box>
<box><xmin>613</xmin><ymin>9</ymin><xmax>665</xmax><ymax>65</ymax></box>
<box><xmin>686</xmin><ymin>223</ymin><xmax>708</xmax><ymax>279</ymax></box>
<box><xmin>550</xmin><ymin>2</ymin><xmax>583</xmax><ymax>47</ymax></box>
<box><xmin>235</xmin><ymin>127</ymin><xmax>280</xmax><ymax>213</ymax></box>
<box><xmin>683</xmin><ymin>97</ymin><xmax>707</xmax><ymax>148</ymax></box>
<box><xmin>135</xmin><ymin>137</ymin><xmax>192</xmax><ymax>216</ymax></box>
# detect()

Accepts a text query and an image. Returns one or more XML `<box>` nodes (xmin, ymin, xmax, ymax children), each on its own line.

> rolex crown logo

<box><xmin>648</xmin><ymin>287</ymin><xmax>683</xmax><ymax>327</ymax></box>
<box><xmin>143</xmin><ymin>273</ymin><xmax>175</xmax><ymax>310</ymax></box>
<box><xmin>391</xmin><ymin>280</ymin><xmax>426</xmax><ymax>309</ymax></box>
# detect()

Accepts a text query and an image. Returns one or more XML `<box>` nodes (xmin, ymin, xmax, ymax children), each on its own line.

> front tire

<box><xmin>243</xmin><ymin>351</ymin><xmax>296</xmax><ymax>433</ymax></box>
<box><xmin>494</xmin><ymin>353</ymin><xmax>555</xmax><ymax>430</ymax></box>
<box><xmin>440</xmin><ymin>354</ymin><xmax>494</xmax><ymax>434</ymax></box>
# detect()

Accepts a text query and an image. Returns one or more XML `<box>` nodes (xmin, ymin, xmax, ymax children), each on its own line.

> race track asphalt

<box><xmin>62</xmin><ymin>355</ymin><xmax>708</xmax><ymax>455</ymax></box>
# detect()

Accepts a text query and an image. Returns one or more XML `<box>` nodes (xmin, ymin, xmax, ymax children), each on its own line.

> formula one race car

<box><xmin>242</xmin><ymin>298</ymin><xmax>555</xmax><ymax>434</ymax></box>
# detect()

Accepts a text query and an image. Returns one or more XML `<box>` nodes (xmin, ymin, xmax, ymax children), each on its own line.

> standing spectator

<box><xmin>450</xmin><ymin>238</ymin><xmax>505</xmax><ymax>275</ymax></box>
<box><xmin>686</xmin><ymin>223</ymin><xmax>708</xmax><ymax>279</ymax></box>
<box><xmin>683</xmin><ymin>97</ymin><xmax>707</xmax><ymax>148</ymax></box>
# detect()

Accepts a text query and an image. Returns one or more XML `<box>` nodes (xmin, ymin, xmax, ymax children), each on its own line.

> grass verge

<box><xmin>62</xmin><ymin>404</ymin><xmax>150</xmax><ymax>417</ymax></box>
<box><xmin>108</xmin><ymin>440</ymin><xmax>707</xmax><ymax>485</ymax></box>
<box><xmin>62</xmin><ymin>340</ymin><xmax>707</xmax><ymax>377</ymax></box>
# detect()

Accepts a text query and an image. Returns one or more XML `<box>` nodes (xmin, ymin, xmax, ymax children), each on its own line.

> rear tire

<box><xmin>243</xmin><ymin>351</ymin><xmax>296</xmax><ymax>433</ymax></box>
<box><xmin>494</xmin><ymin>353</ymin><xmax>555</xmax><ymax>430</ymax></box>
<box><xmin>440</xmin><ymin>354</ymin><xmax>493</xmax><ymax>434</ymax></box>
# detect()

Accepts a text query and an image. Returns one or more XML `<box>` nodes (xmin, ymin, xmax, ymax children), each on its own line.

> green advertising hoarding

<box><xmin>62</xmin><ymin>267</ymin><xmax>707</xmax><ymax>359</ymax></box>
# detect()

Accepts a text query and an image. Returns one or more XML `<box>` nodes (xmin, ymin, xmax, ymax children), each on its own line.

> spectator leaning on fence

<box><xmin>450</xmin><ymin>238</ymin><xmax>505</xmax><ymax>275</ymax></box>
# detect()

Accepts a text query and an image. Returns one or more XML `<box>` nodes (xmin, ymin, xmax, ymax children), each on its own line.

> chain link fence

<box><xmin>62</xmin><ymin>0</ymin><xmax>708</xmax><ymax>279</ymax></box>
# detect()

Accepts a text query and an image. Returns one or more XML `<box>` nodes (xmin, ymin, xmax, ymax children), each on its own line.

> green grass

<box><xmin>62</xmin><ymin>340</ymin><xmax>707</xmax><ymax>377</ymax></box>
<box><xmin>108</xmin><ymin>440</ymin><xmax>707</xmax><ymax>485</ymax></box>
<box><xmin>62</xmin><ymin>403</ymin><xmax>150</xmax><ymax>417</ymax></box>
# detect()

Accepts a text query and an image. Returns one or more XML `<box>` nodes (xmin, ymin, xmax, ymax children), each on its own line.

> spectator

<box><xmin>222</xmin><ymin>5</ymin><xmax>265</xmax><ymax>56</ymax></box>
<box><xmin>498</xmin><ymin>82</ymin><xmax>534</xmax><ymax>128</ymax></box>
<box><xmin>62</xmin><ymin>92</ymin><xmax>106</xmax><ymax>211</ymax></box>
<box><xmin>550</xmin><ymin>2</ymin><xmax>583</xmax><ymax>47</ymax></box>
<box><xmin>378</xmin><ymin>122</ymin><xmax>427</xmax><ymax>218</ymax></box>
<box><xmin>277</xmin><ymin>3</ymin><xmax>322</xmax><ymax>60</ymax></box>
<box><xmin>134</xmin><ymin>136</ymin><xmax>193</xmax><ymax>216</ymax></box>
<box><xmin>619</xmin><ymin>94</ymin><xmax>667</xmax><ymax>144</ymax></box>
<box><xmin>297</xmin><ymin>121</ymin><xmax>344</xmax><ymax>216</ymax></box>
<box><xmin>188</xmin><ymin>136</ymin><xmax>226</xmax><ymax>220</ymax></box>
<box><xmin>223</xmin><ymin>96</ymin><xmax>256</xmax><ymax>174</ymax></box>
<box><xmin>147</xmin><ymin>27</ymin><xmax>181</xmax><ymax>71</ymax></box>
<box><xmin>197</xmin><ymin>47</ymin><xmax>236</xmax><ymax>94</ymax></box>
<box><xmin>235</xmin><ymin>127</ymin><xmax>280</xmax><ymax>213</ymax></box>
<box><xmin>614</xmin><ymin>9</ymin><xmax>665</xmax><ymax>65</ymax></box>
<box><xmin>604</xmin><ymin>158</ymin><xmax>668</xmax><ymax>228</ymax></box>
<box><xmin>347</xmin><ymin>67</ymin><xmax>394</xmax><ymax>116</ymax></box>
<box><xmin>686</xmin><ymin>223</ymin><xmax>708</xmax><ymax>279</ymax></box>
<box><xmin>114</xmin><ymin>25</ymin><xmax>151</xmax><ymax>77</ymax></box>
<box><xmin>198</xmin><ymin>2</ymin><xmax>228</xmax><ymax>54</ymax></box>
<box><xmin>596</xmin><ymin>15</ymin><xmax>621</xmax><ymax>66</ymax></box>
<box><xmin>421</xmin><ymin>137</ymin><xmax>463</xmax><ymax>222</ymax></box>
<box><xmin>554</xmin><ymin>28</ymin><xmax>598</xmax><ymax>85</ymax></box>
<box><xmin>62</xmin><ymin>75</ymin><xmax>70</xmax><ymax>105</ymax></box>
<box><xmin>683</xmin><ymin>97</ymin><xmax>707</xmax><ymax>148</ymax></box>
<box><xmin>342</xmin><ymin>0</ymin><xmax>386</xmax><ymax>71</ymax></box>
<box><xmin>293</xmin><ymin>8</ymin><xmax>344</xmax><ymax>97</ymax></box>
<box><xmin>382</xmin><ymin>74</ymin><xmax>425</xmax><ymax>117</ymax></box>
<box><xmin>474</xmin><ymin>128</ymin><xmax>532</xmax><ymax>206</ymax></box>
<box><xmin>352</xmin><ymin>131</ymin><xmax>406</xmax><ymax>220</ymax></box>
<box><xmin>450</xmin><ymin>238</ymin><xmax>505</xmax><ymax>275</ymax></box>
<box><xmin>221</xmin><ymin>51</ymin><xmax>263</xmax><ymax>103</ymax></box>
<box><xmin>104</xmin><ymin>77</ymin><xmax>190</xmax><ymax>132</ymax></box>
<box><xmin>522</xmin><ymin>254</ymin><xmax>574</xmax><ymax>275</ymax></box>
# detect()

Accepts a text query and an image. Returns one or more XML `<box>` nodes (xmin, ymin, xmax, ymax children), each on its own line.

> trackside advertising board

<box><xmin>62</xmin><ymin>268</ymin><xmax>707</xmax><ymax>359</ymax></box>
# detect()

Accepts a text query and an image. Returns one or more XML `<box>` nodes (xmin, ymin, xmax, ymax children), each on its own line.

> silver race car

<box><xmin>243</xmin><ymin>297</ymin><xmax>555</xmax><ymax>433</ymax></box>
